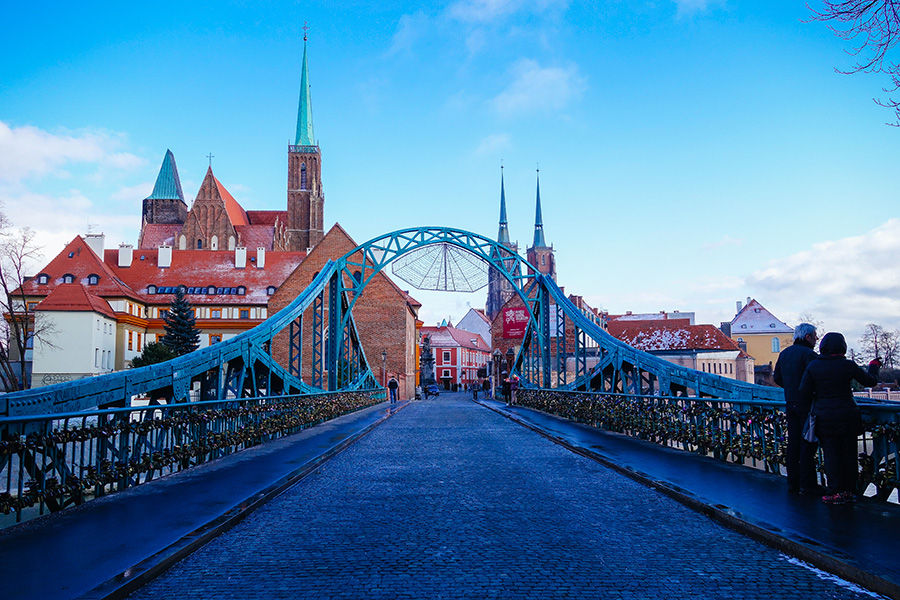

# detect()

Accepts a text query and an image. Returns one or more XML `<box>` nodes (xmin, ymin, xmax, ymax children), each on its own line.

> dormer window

<box><xmin>148</xmin><ymin>285</ymin><xmax>157</xmax><ymax>294</ymax></box>
<box><xmin>208</xmin><ymin>286</ymin><xmax>216</xmax><ymax>294</ymax></box>
<box><xmin>37</xmin><ymin>274</ymin><xmax>49</xmax><ymax>285</ymax></box>
<box><xmin>87</xmin><ymin>274</ymin><xmax>99</xmax><ymax>285</ymax></box>
<box><xmin>237</xmin><ymin>286</ymin><xmax>246</xmax><ymax>295</ymax></box>
<box><xmin>266</xmin><ymin>286</ymin><xmax>276</xmax><ymax>296</ymax></box>
<box><xmin>62</xmin><ymin>274</ymin><xmax>75</xmax><ymax>284</ymax></box>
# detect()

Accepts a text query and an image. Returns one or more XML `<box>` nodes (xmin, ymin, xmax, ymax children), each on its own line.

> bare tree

<box><xmin>858</xmin><ymin>323</ymin><xmax>900</xmax><ymax>367</ymax></box>
<box><xmin>0</xmin><ymin>210</ymin><xmax>52</xmax><ymax>390</ymax></box>
<box><xmin>808</xmin><ymin>1</ymin><xmax>900</xmax><ymax>125</ymax></box>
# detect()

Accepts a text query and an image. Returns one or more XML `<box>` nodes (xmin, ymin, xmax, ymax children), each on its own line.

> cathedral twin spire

<box><xmin>496</xmin><ymin>167</ymin><xmax>549</xmax><ymax>250</ymax></box>
<box><xmin>295</xmin><ymin>32</ymin><xmax>315</xmax><ymax>147</ymax></box>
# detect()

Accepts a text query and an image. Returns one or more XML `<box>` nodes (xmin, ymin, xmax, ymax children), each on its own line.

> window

<box><xmin>208</xmin><ymin>286</ymin><xmax>216</xmax><ymax>294</ymax></box>
<box><xmin>772</xmin><ymin>337</ymin><xmax>781</xmax><ymax>353</ymax></box>
<box><xmin>95</xmin><ymin>349</ymin><xmax>100</xmax><ymax>368</ymax></box>
<box><xmin>88</xmin><ymin>274</ymin><xmax>99</xmax><ymax>285</ymax></box>
<box><xmin>210</xmin><ymin>334</ymin><xmax>222</xmax><ymax>344</ymax></box>
<box><xmin>159</xmin><ymin>309</ymin><xmax>169</xmax><ymax>319</ymax></box>
<box><xmin>239</xmin><ymin>309</ymin><xmax>250</xmax><ymax>319</ymax></box>
<box><xmin>266</xmin><ymin>286</ymin><xmax>276</xmax><ymax>296</ymax></box>
<box><xmin>128</xmin><ymin>331</ymin><xmax>133</xmax><ymax>351</ymax></box>
<box><xmin>237</xmin><ymin>286</ymin><xmax>246</xmax><ymax>295</ymax></box>
<box><xmin>541</xmin><ymin>255</ymin><xmax>545</xmax><ymax>266</ymax></box>
<box><xmin>148</xmin><ymin>285</ymin><xmax>157</xmax><ymax>294</ymax></box>
<box><xmin>300</xmin><ymin>163</ymin><xmax>307</xmax><ymax>189</ymax></box>
<box><xmin>62</xmin><ymin>274</ymin><xmax>75</xmax><ymax>284</ymax></box>
<box><xmin>27</xmin><ymin>301</ymin><xmax>39</xmax><ymax>311</ymax></box>
<box><xmin>443</xmin><ymin>351</ymin><xmax>451</xmax><ymax>363</ymax></box>
<box><xmin>137</xmin><ymin>333</ymin><xmax>142</xmax><ymax>352</ymax></box>
<box><xmin>442</xmin><ymin>369</ymin><xmax>450</xmax><ymax>378</ymax></box>
<box><xmin>37</xmin><ymin>274</ymin><xmax>49</xmax><ymax>285</ymax></box>
<box><xmin>211</xmin><ymin>309</ymin><xmax>222</xmax><ymax>319</ymax></box>
<box><xmin>197</xmin><ymin>239</ymin><xmax>203</xmax><ymax>249</ymax></box>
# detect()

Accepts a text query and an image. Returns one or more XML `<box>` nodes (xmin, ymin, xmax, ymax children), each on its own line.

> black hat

<box><xmin>819</xmin><ymin>332</ymin><xmax>847</xmax><ymax>356</ymax></box>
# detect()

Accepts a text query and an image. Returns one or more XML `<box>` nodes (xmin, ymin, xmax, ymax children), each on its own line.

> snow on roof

<box><xmin>38</xmin><ymin>283</ymin><xmax>116</xmax><ymax>319</ymax></box>
<box><xmin>420</xmin><ymin>325</ymin><xmax>490</xmax><ymax>351</ymax></box>
<box><xmin>730</xmin><ymin>299</ymin><xmax>792</xmax><ymax>334</ymax></box>
<box><xmin>139</xmin><ymin>224</ymin><xmax>181</xmax><ymax>249</ymax></box>
<box><xmin>609</xmin><ymin>321</ymin><xmax>741</xmax><ymax>353</ymax></box>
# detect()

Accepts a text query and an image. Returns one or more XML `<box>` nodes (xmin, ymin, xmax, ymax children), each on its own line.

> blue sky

<box><xmin>1</xmin><ymin>0</ymin><xmax>898</xmax><ymax>349</ymax></box>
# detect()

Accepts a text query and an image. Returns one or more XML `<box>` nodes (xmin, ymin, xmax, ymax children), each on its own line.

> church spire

<box><xmin>498</xmin><ymin>165</ymin><xmax>511</xmax><ymax>246</ymax></box>
<box><xmin>532</xmin><ymin>169</ymin><xmax>546</xmax><ymax>248</ymax></box>
<box><xmin>146</xmin><ymin>149</ymin><xmax>184</xmax><ymax>201</ymax></box>
<box><xmin>295</xmin><ymin>28</ymin><xmax>315</xmax><ymax>147</ymax></box>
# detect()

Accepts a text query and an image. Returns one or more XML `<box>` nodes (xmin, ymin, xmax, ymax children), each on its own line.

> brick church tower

<box><xmin>140</xmin><ymin>150</ymin><xmax>187</xmax><ymax>232</ymax></box>
<box><xmin>526</xmin><ymin>170</ymin><xmax>556</xmax><ymax>281</ymax></box>
<box><xmin>486</xmin><ymin>167</ymin><xmax>521</xmax><ymax>320</ymax></box>
<box><xmin>286</xmin><ymin>33</ymin><xmax>324</xmax><ymax>252</ymax></box>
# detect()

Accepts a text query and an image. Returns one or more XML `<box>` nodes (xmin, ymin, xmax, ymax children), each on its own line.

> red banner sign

<box><xmin>503</xmin><ymin>307</ymin><xmax>529</xmax><ymax>338</ymax></box>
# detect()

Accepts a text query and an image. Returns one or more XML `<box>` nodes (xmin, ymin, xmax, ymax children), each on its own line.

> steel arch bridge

<box><xmin>2</xmin><ymin>226</ymin><xmax>782</xmax><ymax>417</ymax></box>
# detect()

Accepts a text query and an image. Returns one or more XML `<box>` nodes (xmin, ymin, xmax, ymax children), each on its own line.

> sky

<box><xmin>1</xmin><ymin>0</ymin><xmax>898</xmax><ymax>351</ymax></box>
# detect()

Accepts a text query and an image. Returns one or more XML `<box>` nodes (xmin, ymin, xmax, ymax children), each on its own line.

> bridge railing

<box><xmin>0</xmin><ymin>389</ymin><xmax>385</xmax><ymax>528</ymax></box>
<box><xmin>517</xmin><ymin>389</ymin><xmax>900</xmax><ymax>502</ymax></box>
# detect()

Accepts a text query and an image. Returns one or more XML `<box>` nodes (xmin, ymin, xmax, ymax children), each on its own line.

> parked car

<box><xmin>423</xmin><ymin>383</ymin><xmax>440</xmax><ymax>399</ymax></box>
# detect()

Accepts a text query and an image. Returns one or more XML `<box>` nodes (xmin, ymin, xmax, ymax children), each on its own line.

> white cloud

<box><xmin>0</xmin><ymin>121</ymin><xmax>142</xmax><ymax>183</ymax></box>
<box><xmin>674</xmin><ymin>0</ymin><xmax>725</xmax><ymax>17</ymax></box>
<box><xmin>475</xmin><ymin>133</ymin><xmax>512</xmax><ymax>156</ymax></box>
<box><xmin>448</xmin><ymin>0</ymin><xmax>568</xmax><ymax>23</ymax></box>
<box><xmin>492</xmin><ymin>59</ymin><xmax>585</xmax><ymax>116</ymax></box>
<box><xmin>746</xmin><ymin>219</ymin><xmax>900</xmax><ymax>342</ymax></box>
<box><xmin>388</xmin><ymin>12</ymin><xmax>430</xmax><ymax>56</ymax></box>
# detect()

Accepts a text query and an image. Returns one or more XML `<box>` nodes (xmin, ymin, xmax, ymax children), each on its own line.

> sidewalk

<box><xmin>478</xmin><ymin>398</ymin><xmax>900</xmax><ymax>599</ymax></box>
<box><xmin>0</xmin><ymin>401</ymin><xmax>407</xmax><ymax>600</ymax></box>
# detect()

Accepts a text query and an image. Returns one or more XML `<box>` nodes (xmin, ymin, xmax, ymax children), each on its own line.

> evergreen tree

<box><xmin>130</xmin><ymin>341</ymin><xmax>177</xmax><ymax>368</ymax></box>
<box><xmin>161</xmin><ymin>288</ymin><xmax>200</xmax><ymax>355</ymax></box>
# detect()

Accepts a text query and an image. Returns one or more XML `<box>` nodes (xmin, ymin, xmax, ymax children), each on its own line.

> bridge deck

<box><xmin>2</xmin><ymin>394</ymin><xmax>898</xmax><ymax>600</ymax></box>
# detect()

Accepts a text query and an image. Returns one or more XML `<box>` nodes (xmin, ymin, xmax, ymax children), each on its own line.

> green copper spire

<box><xmin>295</xmin><ymin>33</ymin><xmax>315</xmax><ymax>147</ymax></box>
<box><xmin>146</xmin><ymin>149</ymin><xmax>184</xmax><ymax>201</ymax></box>
<box><xmin>532</xmin><ymin>170</ymin><xmax>546</xmax><ymax>248</ymax></box>
<box><xmin>498</xmin><ymin>166</ymin><xmax>511</xmax><ymax>245</ymax></box>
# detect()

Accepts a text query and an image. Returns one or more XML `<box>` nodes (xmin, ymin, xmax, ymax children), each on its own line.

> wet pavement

<box><xmin>2</xmin><ymin>393</ymin><xmax>898</xmax><ymax>599</ymax></box>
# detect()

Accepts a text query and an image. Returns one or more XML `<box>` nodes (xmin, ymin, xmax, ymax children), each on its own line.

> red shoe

<box><xmin>822</xmin><ymin>492</ymin><xmax>849</xmax><ymax>505</ymax></box>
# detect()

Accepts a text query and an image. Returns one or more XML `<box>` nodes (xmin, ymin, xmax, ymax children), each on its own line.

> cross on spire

<box><xmin>303</xmin><ymin>21</ymin><xmax>309</xmax><ymax>42</ymax></box>
<box><xmin>207</xmin><ymin>153</ymin><xmax>215</xmax><ymax>167</ymax></box>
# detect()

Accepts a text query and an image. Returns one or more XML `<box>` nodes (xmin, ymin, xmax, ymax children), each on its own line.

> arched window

<box><xmin>197</xmin><ymin>239</ymin><xmax>203</xmax><ymax>249</ymax></box>
<box><xmin>179</xmin><ymin>235</ymin><xmax>187</xmax><ymax>250</ymax></box>
<box><xmin>772</xmin><ymin>337</ymin><xmax>781</xmax><ymax>353</ymax></box>
<box><xmin>237</xmin><ymin>286</ymin><xmax>246</xmax><ymax>295</ymax></box>
<box><xmin>211</xmin><ymin>235</ymin><xmax>218</xmax><ymax>250</ymax></box>
<box><xmin>37</xmin><ymin>274</ymin><xmax>49</xmax><ymax>285</ymax></box>
<box><xmin>300</xmin><ymin>163</ymin><xmax>307</xmax><ymax>190</ymax></box>
<box><xmin>62</xmin><ymin>273</ymin><xmax>75</xmax><ymax>284</ymax></box>
<box><xmin>88</xmin><ymin>274</ymin><xmax>99</xmax><ymax>285</ymax></box>
<box><xmin>147</xmin><ymin>285</ymin><xmax>157</xmax><ymax>294</ymax></box>
<box><xmin>228</xmin><ymin>236</ymin><xmax>236</xmax><ymax>251</ymax></box>
<box><xmin>266</xmin><ymin>286</ymin><xmax>276</xmax><ymax>296</ymax></box>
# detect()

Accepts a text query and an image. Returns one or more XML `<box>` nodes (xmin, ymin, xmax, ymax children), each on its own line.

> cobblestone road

<box><xmin>127</xmin><ymin>396</ymin><xmax>881</xmax><ymax>599</ymax></box>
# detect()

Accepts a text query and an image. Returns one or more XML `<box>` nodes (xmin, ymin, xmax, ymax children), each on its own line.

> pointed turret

<box><xmin>287</xmin><ymin>29</ymin><xmax>325</xmax><ymax>252</ymax></box>
<box><xmin>146</xmin><ymin>149</ymin><xmax>184</xmax><ymax>201</ymax></box>
<box><xmin>498</xmin><ymin>166</ymin><xmax>511</xmax><ymax>246</ymax></box>
<box><xmin>295</xmin><ymin>34</ymin><xmax>315</xmax><ymax>147</ymax></box>
<box><xmin>532</xmin><ymin>170</ymin><xmax>547</xmax><ymax>248</ymax></box>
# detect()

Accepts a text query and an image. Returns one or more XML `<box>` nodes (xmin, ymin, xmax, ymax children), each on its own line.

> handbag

<box><xmin>802</xmin><ymin>409</ymin><xmax>817</xmax><ymax>443</ymax></box>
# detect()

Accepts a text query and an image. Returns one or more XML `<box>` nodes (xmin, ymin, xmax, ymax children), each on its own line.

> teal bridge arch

<box><xmin>1</xmin><ymin>226</ymin><xmax>782</xmax><ymax>418</ymax></box>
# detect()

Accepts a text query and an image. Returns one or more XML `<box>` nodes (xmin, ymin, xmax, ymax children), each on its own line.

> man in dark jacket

<box><xmin>774</xmin><ymin>323</ymin><xmax>820</xmax><ymax>494</ymax></box>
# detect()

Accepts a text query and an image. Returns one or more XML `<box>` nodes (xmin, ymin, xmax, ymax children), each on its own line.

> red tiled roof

<box><xmin>235</xmin><ymin>224</ymin><xmax>275</xmax><ymax>250</ymax></box>
<box><xmin>609</xmin><ymin>321</ymin><xmax>741</xmax><ymax>353</ymax></box>
<box><xmin>102</xmin><ymin>247</ymin><xmax>306</xmax><ymax>306</ymax></box>
<box><xmin>38</xmin><ymin>283</ymin><xmax>116</xmax><ymax>319</ymax></box>
<box><xmin>19</xmin><ymin>236</ymin><xmax>142</xmax><ymax>302</ymax></box>
<box><xmin>246</xmin><ymin>210</ymin><xmax>286</xmax><ymax>226</ymax></box>
<box><xmin>421</xmin><ymin>325</ymin><xmax>490</xmax><ymax>351</ymax></box>
<box><xmin>139</xmin><ymin>224</ymin><xmax>181</xmax><ymax>249</ymax></box>
<box><xmin>213</xmin><ymin>174</ymin><xmax>249</xmax><ymax>226</ymax></box>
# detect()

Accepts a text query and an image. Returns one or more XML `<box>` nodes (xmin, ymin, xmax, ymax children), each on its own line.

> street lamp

<box><xmin>492</xmin><ymin>348</ymin><xmax>502</xmax><ymax>400</ymax></box>
<box><xmin>506</xmin><ymin>347</ymin><xmax>515</xmax><ymax>374</ymax></box>
<box><xmin>381</xmin><ymin>349</ymin><xmax>387</xmax><ymax>388</ymax></box>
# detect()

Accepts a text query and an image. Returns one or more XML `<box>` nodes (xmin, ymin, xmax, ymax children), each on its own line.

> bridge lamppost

<box><xmin>381</xmin><ymin>349</ymin><xmax>387</xmax><ymax>388</ymax></box>
<box><xmin>506</xmin><ymin>347</ymin><xmax>515</xmax><ymax>375</ymax></box>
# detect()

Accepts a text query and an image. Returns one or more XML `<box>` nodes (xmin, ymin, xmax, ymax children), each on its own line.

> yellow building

<box><xmin>725</xmin><ymin>298</ymin><xmax>793</xmax><ymax>379</ymax></box>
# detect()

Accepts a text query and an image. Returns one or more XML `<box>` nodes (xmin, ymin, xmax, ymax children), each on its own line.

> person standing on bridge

<box><xmin>774</xmin><ymin>323</ymin><xmax>821</xmax><ymax>495</ymax></box>
<box><xmin>799</xmin><ymin>332</ymin><xmax>880</xmax><ymax>505</ymax></box>
<box><xmin>388</xmin><ymin>376</ymin><xmax>399</xmax><ymax>404</ymax></box>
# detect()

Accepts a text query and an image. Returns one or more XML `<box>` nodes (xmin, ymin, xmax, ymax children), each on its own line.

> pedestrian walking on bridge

<box><xmin>388</xmin><ymin>376</ymin><xmax>399</xmax><ymax>404</ymax></box>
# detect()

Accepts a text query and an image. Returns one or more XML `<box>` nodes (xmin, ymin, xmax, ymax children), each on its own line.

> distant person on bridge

<box><xmin>388</xmin><ymin>376</ymin><xmax>399</xmax><ymax>404</ymax></box>
<box><xmin>773</xmin><ymin>323</ymin><xmax>821</xmax><ymax>495</ymax></box>
<box><xmin>799</xmin><ymin>332</ymin><xmax>880</xmax><ymax>505</ymax></box>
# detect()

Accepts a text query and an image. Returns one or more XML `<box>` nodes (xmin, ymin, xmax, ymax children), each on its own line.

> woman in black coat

<box><xmin>799</xmin><ymin>332</ymin><xmax>879</xmax><ymax>504</ymax></box>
